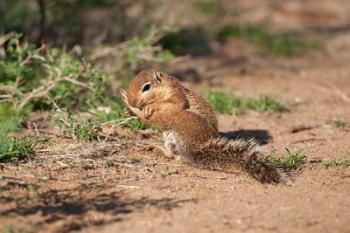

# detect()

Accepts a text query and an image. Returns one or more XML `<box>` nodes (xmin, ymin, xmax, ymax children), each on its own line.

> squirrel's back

<box><xmin>182</xmin><ymin>87</ymin><xmax>218</xmax><ymax>131</ymax></box>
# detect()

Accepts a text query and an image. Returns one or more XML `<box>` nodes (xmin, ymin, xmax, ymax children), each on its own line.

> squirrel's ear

<box><xmin>153</xmin><ymin>72</ymin><xmax>163</xmax><ymax>83</ymax></box>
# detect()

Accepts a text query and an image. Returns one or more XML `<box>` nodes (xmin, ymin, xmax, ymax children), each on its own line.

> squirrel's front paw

<box><xmin>119</xmin><ymin>88</ymin><xmax>142</xmax><ymax>116</ymax></box>
<box><xmin>119</xmin><ymin>89</ymin><xmax>129</xmax><ymax>105</ymax></box>
<box><xmin>142</xmin><ymin>106</ymin><xmax>154</xmax><ymax>119</ymax></box>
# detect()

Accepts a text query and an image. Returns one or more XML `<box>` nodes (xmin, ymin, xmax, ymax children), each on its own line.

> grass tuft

<box><xmin>0</xmin><ymin>136</ymin><xmax>38</xmax><ymax>162</ymax></box>
<box><xmin>0</xmin><ymin>103</ymin><xmax>37</xmax><ymax>162</ymax></box>
<box><xmin>204</xmin><ymin>91</ymin><xmax>239</xmax><ymax>114</ymax></box>
<box><xmin>242</xmin><ymin>95</ymin><xmax>290</xmax><ymax>112</ymax></box>
<box><xmin>323</xmin><ymin>154</ymin><xmax>350</xmax><ymax>168</ymax></box>
<box><xmin>275</xmin><ymin>148</ymin><xmax>308</xmax><ymax>170</ymax></box>
<box><xmin>205</xmin><ymin>90</ymin><xmax>289</xmax><ymax>114</ymax></box>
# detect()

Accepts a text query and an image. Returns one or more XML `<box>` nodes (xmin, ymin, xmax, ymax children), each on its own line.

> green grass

<box><xmin>242</xmin><ymin>95</ymin><xmax>290</xmax><ymax>112</ymax></box>
<box><xmin>159</xmin><ymin>28</ymin><xmax>210</xmax><ymax>55</ymax></box>
<box><xmin>275</xmin><ymin>148</ymin><xmax>308</xmax><ymax>170</ymax></box>
<box><xmin>204</xmin><ymin>91</ymin><xmax>239</xmax><ymax>114</ymax></box>
<box><xmin>0</xmin><ymin>103</ymin><xmax>37</xmax><ymax>162</ymax></box>
<box><xmin>53</xmin><ymin>112</ymin><xmax>101</xmax><ymax>141</ymax></box>
<box><xmin>0</xmin><ymin>136</ymin><xmax>38</xmax><ymax>162</ymax></box>
<box><xmin>194</xmin><ymin>0</ymin><xmax>218</xmax><ymax>14</ymax></box>
<box><xmin>205</xmin><ymin>90</ymin><xmax>289</xmax><ymax>114</ymax></box>
<box><xmin>1</xmin><ymin>35</ymin><xmax>161</xmax><ymax>144</ymax></box>
<box><xmin>219</xmin><ymin>24</ymin><xmax>318</xmax><ymax>56</ymax></box>
<box><xmin>323</xmin><ymin>154</ymin><xmax>350</xmax><ymax>168</ymax></box>
<box><xmin>73</xmin><ymin>120</ymin><xmax>100</xmax><ymax>141</ymax></box>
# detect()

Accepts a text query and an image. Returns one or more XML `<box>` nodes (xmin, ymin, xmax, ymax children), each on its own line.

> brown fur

<box><xmin>121</xmin><ymin>69</ymin><xmax>281</xmax><ymax>183</ymax></box>
<box><xmin>125</xmin><ymin>69</ymin><xmax>218</xmax><ymax>131</ymax></box>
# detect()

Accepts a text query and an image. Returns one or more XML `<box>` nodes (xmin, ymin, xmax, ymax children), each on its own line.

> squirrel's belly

<box><xmin>162</xmin><ymin>130</ymin><xmax>186</xmax><ymax>156</ymax></box>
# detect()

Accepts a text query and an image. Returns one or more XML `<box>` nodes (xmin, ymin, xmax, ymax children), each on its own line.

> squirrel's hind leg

<box><xmin>155</xmin><ymin>146</ymin><xmax>178</xmax><ymax>160</ymax></box>
<box><xmin>162</xmin><ymin>131</ymin><xmax>182</xmax><ymax>161</ymax></box>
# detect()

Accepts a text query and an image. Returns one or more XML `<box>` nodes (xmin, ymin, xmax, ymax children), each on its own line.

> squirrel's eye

<box><xmin>142</xmin><ymin>83</ymin><xmax>151</xmax><ymax>92</ymax></box>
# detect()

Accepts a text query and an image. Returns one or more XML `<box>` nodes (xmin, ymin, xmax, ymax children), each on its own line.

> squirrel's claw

<box><xmin>142</xmin><ymin>105</ymin><xmax>154</xmax><ymax>119</ymax></box>
<box><xmin>119</xmin><ymin>88</ymin><xmax>143</xmax><ymax>117</ymax></box>
<box><xmin>119</xmin><ymin>88</ymin><xmax>129</xmax><ymax>104</ymax></box>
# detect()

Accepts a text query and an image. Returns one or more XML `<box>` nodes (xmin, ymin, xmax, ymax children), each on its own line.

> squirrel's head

<box><xmin>127</xmin><ymin>69</ymin><xmax>173</xmax><ymax>109</ymax></box>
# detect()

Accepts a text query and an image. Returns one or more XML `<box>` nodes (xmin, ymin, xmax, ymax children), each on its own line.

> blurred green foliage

<box><xmin>0</xmin><ymin>35</ymin><xmax>159</xmax><ymax>150</ymax></box>
<box><xmin>159</xmin><ymin>28</ymin><xmax>211</xmax><ymax>55</ymax></box>
<box><xmin>205</xmin><ymin>90</ymin><xmax>290</xmax><ymax>114</ymax></box>
<box><xmin>0</xmin><ymin>103</ymin><xmax>37</xmax><ymax>162</ymax></box>
<box><xmin>0</xmin><ymin>35</ymin><xmax>114</xmax><ymax>111</ymax></box>
<box><xmin>219</xmin><ymin>24</ymin><xmax>318</xmax><ymax>56</ymax></box>
<box><xmin>194</xmin><ymin>0</ymin><xmax>218</xmax><ymax>14</ymax></box>
<box><xmin>0</xmin><ymin>0</ymin><xmax>156</xmax><ymax>46</ymax></box>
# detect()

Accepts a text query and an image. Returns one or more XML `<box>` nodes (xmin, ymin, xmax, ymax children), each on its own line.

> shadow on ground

<box><xmin>220</xmin><ymin>129</ymin><xmax>272</xmax><ymax>145</ymax></box>
<box><xmin>0</xmin><ymin>180</ymin><xmax>196</xmax><ymax>232</ymax></box>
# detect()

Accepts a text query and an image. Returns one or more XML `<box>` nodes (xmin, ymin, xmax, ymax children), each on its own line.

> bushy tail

<box><xmin>188</xmin><ymin>137</ymin><xmax>281</xmax><ymax>183</ymax></box>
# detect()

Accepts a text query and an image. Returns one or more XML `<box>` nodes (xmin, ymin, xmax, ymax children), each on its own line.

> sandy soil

<box><xmin>1</xmin><ymin>1</ymin><xmax>350</xmax><ymax>232</ymax></box>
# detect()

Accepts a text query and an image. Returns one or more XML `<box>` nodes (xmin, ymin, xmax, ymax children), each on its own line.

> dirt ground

<box><xmin>1</xmin><ymin>1</ymin><xmax>350</xmax><ymax>233</ymax></box>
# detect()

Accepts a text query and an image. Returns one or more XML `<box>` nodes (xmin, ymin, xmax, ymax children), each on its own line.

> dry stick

<box><xmin>33</xmin><ymin>122</ymin><xmax>40</xmax><ymax>137</ymax></box>
<box><xmin>117</xmin><ymin>185</ymin><xmax>140</xmax><ymax>189</ymax></box>
<box><xmin>0</xmin><ymin>32</ymin><xmax>16</xmax><ymax>47</ymax></box>
<box><xmin>17</xmin><ymin>76</ymin><xmax>94</xmax><ymax>111</ymax></box>
<box><xmin>17</xmin><ymin>77</ymin><xmax>66</xmax><ymax>111</ymax></box>
<box><xmin>63</xmin><ymin>77</ymin><xmax>95</xmax><ymax>91</ymax></box>
<box><xmin>100</xmin><ymin>116</ymin><xmax>138</xmax><ymax>126</ymax></box>
<box><xmin>0</xmin><ymin>84</ymin><xmax>24</xmax><ymax>96</ymax></box>
<box><xmin>0</xmin><ymin>94</ymin><xmax>11</xmax><ymax>99</ymax></box>
<box><xmin>20</xmin><ymin>44</ymin><xmax>47</xmax><ymax>66</ymax></box>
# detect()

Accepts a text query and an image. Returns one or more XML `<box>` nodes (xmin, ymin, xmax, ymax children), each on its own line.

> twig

<box><xmin>17</xmin><ymin>77</ymin><xmax>66</xmax><ymax>111</ymax></box>
<box><xmin>117</xmin><ymin>184</ymin><xmax>140</xmax><ymax>189</ymax></box>
<box><xmin>33</xmin><ymin>123</ymin><xmax>40</xmax><ymax>137</ymax></box>
<box><xmin>193</xmin><ymin>174</ymin><xmax>228</xmax><ymax>180</ymax></box>
<box><xmin>0</xmin><ymin>32</ymin><xmax>16</xmax><ymax>47</ymax></box>
<box><xmin>63</xmin><ymin>77</ymin><xmax>95</xmax><ymax>91</ymax></box>
<box><xmin>113</xmin><ymin>162</ymin><xmax>138</xmax><ymax>168</ymax></box>
<box><xmin>20</xmin><ymin>44</ymin><xmax>46</xmax><ymax>66</ymax></box>
<box><xmin>56</xmin><ymin>161</ymin><xmax>69</xmax><ymax>168</ymax></box>
<box><xmin>16</xmin><ymin>74</ymin><xmax>95</xmax><ymax>111</ymax></box>
<box><xmin>101</xmin><ymin>116</ymin><xmax>138</xmax><ymax>127</ymax></box>
<box><xmin>0</xmin><ymin>94</ymin><xmax>12</xmax><ymax>99</ymax></box>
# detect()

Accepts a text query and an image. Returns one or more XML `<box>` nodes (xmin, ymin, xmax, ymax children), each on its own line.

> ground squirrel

<box><xmin>120</xmin><ymin>69</ymin><xmax>281</xmax><ymax>183</ymax></box>
<box><xmin>123</xmin><ymin>69</ymin><xmax>218</xmax><ymax>132</ymax></box>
